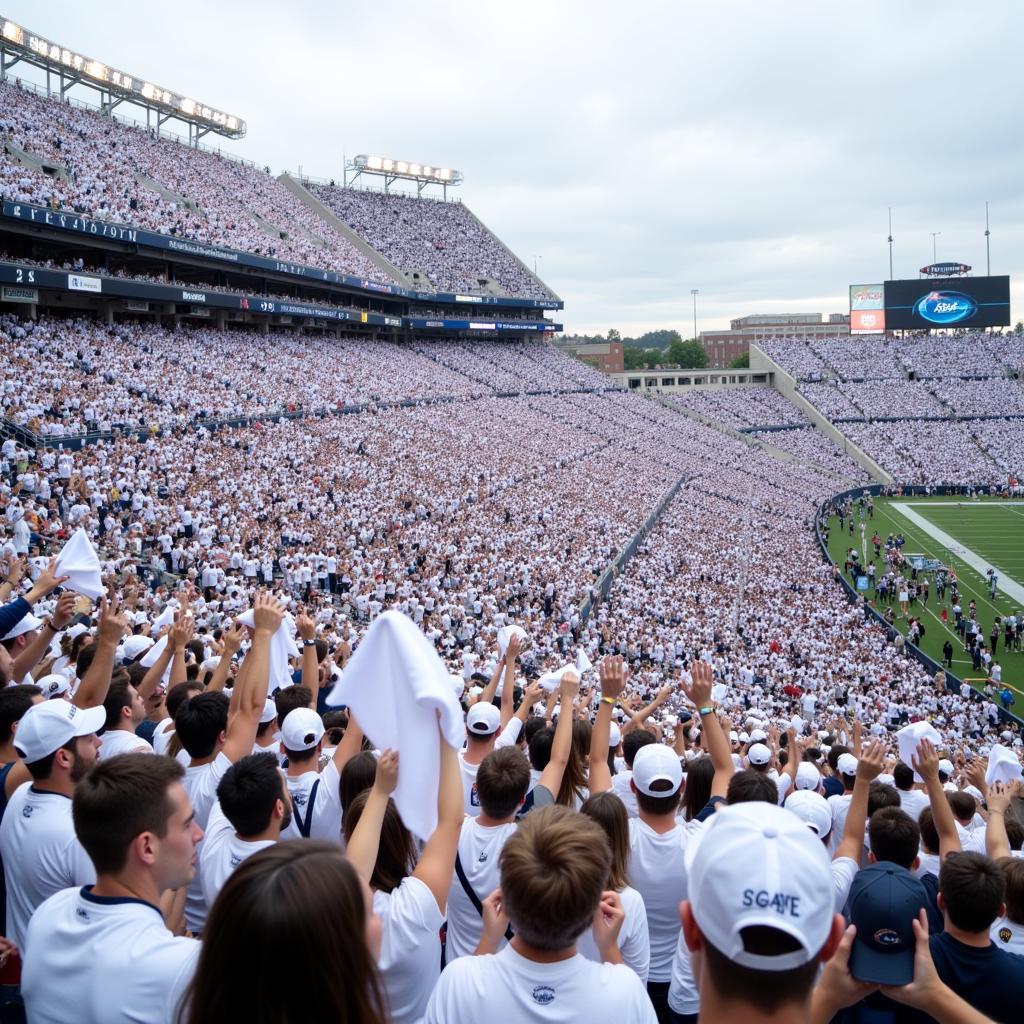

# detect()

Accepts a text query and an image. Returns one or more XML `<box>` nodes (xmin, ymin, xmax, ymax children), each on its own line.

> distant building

<box><xmin>556</xmin><ymin>340</ymin><xmax>624</xmax><ymax>373</ymax></box>
<box><xmin>699</xmin><ymin>313</ymin><xmax>850</xmax><ymax>366</ymax></box>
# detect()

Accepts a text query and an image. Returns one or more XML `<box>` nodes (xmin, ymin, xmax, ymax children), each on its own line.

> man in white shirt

<box><xmin>22</xmin><ymin>753</ymin><xmax>202</xmax><ymax>1024</ymax></box>
<box><xmin>0</xmin><ymin>699</ymin><xmax>103</xmax><ymax>951</ymax></box>
<box><xmin>426</xmin><ymin>804</ymin><xmax>656</xmax><ymax>1024</ymax></box>
<box><xmin>892</xmin><ymin>761</ymin><xmax>930</xmax><ymax>823</ymax></box>
<box><xmin>174</xmin><ymin>592</ymin><xmax>282</xmax><ymax>934</ymax></box>
<box><xmin>200</xmin><ymin>752</ymin><xmax>291</xmax><ymax>909</ymax></box>
<box><xmin>826</xmin><ymin>753</ymin><xmax>859</xmax><ymax>855</ymax></box>
<box><xmin>99</xmin><ymin>677</ymin><xmax>154</xmax><ymax>758</ymax></box>
<box><xmin>445</xmin><ymin>746</ymin><xmax>530</xmax><ymax>961</ymax></box>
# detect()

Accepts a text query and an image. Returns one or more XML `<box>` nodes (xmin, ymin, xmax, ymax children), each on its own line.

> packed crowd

<box><xmin>0</xmin><ymin>309</ymin><xmax>1020</xmax><ymax>1024</ymax></box>
<box><xmin>0</xmin><ymin>316</ymin><xmax>605</xmax><ymax>438</ymax></box>
<box><xmin>307</xmin><ymin>183</ymin><xmax>551</xmax><ymax>299</ymax></box>
<box><xmin>748</xmin><ymin>427</ymin><xmax>872</xmax><ymax>482</ymax></box>
<box><xmin>664</xmin><ymin>387</ymin><xmax>810</xmax><ymax>430</ymax></box>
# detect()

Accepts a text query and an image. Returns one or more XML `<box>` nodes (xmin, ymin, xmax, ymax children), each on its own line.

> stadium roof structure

<box><xmin>0</xmin><ymin>14</ymin><xmax>246</xmax><ymax>144</ymax></box>
<box><xmin>345</xmin><ymin>155</ymin><xmax>463</xmax><ymax>198</ymax></box>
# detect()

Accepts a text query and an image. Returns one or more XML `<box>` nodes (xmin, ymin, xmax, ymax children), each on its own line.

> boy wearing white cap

<box><xmin>0</xmin><ymin>699</ymin><xmax>104</xmax><ymax>951</ymax></box>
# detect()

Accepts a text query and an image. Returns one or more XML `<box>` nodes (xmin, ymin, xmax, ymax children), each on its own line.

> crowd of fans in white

<box><xmin>0</xmin><ymin>81</ymin><xmax>550</xmax><ymax>301</ymax></box>
<box><xmin>0</xmin><ymin>316</ymin><xmax>1020</xmax><ymax>1024</ymax></box>
<box><xmin>307</xmin><ymin>183</ymin><xmax>551</xmax><ymax>299</ymax></box>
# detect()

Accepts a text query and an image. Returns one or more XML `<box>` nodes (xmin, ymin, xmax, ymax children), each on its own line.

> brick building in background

<box><xmin>555</xmin><ymin>340</ymin><xmax>624</xmax><ymax>373</ymax></box>
<box><xmin>700</xmin><ymin>313</ymin><xmax>850</xmax><ymax>366</ymax></box>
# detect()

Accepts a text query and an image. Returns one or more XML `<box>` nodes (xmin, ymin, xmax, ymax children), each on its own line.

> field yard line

<box><xmin>903</xmin><ymin>501</ymin><xmax>1024</xmax><ymax>507</ymax></box>
<box><xmin>890</xmin><ymin>504</ymin><xmax>1024</xmax><ymax>606</ymax></box>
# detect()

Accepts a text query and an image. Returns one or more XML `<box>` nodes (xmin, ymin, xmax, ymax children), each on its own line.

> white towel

<box><xmin>985</xmin><ymin>743</ymin><xmax>1024</xmax><ymax>787</ymax></box>
<box><xmin>238</xmin><ymin>610</ymin><xmax>299</xmax><ymax>694</ymax></box>
<box><xmin>326</xmin><ymin>610</ymin><xmax>463</xmax><ymax>842</ymax></box>
<box><xmin>895</xmin><ymin>720</ymin><xmax>943</xmax><ymax>783</ymax></box>
<box><xmin>54</xmin><ymin>529</ymin><xmax>104</xmax><ymax>600</ymax></box>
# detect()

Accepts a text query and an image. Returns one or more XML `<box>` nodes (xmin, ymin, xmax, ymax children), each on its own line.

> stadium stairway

<box><xmin>2</xmin><ymin>141</ymin><xmax>71</xmax><ymax>184</ymax></box>
<box><xmin>276</xmin><ymin>173</ymin><xmax>406</xmax><ymax>285</ymax></box>
<box><xmin>132</xmin><ymin>172</ymin><xmax>199</xmax><ymax>212</ymax></box>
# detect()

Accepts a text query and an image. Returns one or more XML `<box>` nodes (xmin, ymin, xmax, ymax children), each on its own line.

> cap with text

<box><xmin>13</xmin><ymin>700</ymin><xmax>105</xmax><ymax>763</ymax></box>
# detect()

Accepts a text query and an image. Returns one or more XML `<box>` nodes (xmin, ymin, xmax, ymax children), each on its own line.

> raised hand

<box><xmin>50</xmin><ymin>590</ymin><xmax>78</xmax><ymax>630</ymax></box>
<box><xmin>911</xmin><ymin>738</ymin><xmax>940</xmax><ymax>783</ymax></box>
<box><xmin>27</xmin><ymin>556</ymin><xmax>70</xmax><ymax>603</ymax></box>
<box><xmin>558</xmin><ymin>668</ymin><xmax>581</xmax><ymax>704</ymax></box>
<box><xmin>479</xmin><ymin>889</ymin><xmax>510</xmax><ymax>952</ymax></box>
<box><xmin>252</xmin><ymin>592</ymin><xmax>285</xmax><ymax>635</ymax></box>
<box><xmin>221</xmin><ymin>621</ymin><xmax>245</xmax><ymax>655</ymax></box>
<box><xmin>857</xmin><ymin>739</ymin><xmax>886</xmax><ymax>782</ymax></box>
<box><xmin>598</xmin><ymin>655</ymin><xmax>628</xmax><ymax>700</ymax></box>
<box><xmin>986</xmin><ymin>780</ymin><xmax>1017</xmax><ymax>815</ymax></box>
<box><xmin>295</xmin><ymin>606</ymin><xmax>316</xmax><ymax>642</ymax></box>
<box><xmin>373</xmin><ymin>749</ymin><xmax>399</xmax><ymax>795</ymax></box>
<box><xmin>680</xmin><ymin>660</ymin><xmax>714</xmax><ymax>709</ymax></box>
<box><xmin>96</xmin><ymin>595</ymin><xmax>130</xmax><ymax>645</ymax></box>
<box><xmin>591</xmin><ymin>890</ymin><xmax>626</xmax><ymax>959</ymax></box>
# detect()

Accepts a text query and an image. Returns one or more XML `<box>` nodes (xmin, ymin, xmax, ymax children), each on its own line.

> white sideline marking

<box><xmin>890</xmin><ymin>504</ymin><xmax>1024</xmax><ymax>606</ymax></box>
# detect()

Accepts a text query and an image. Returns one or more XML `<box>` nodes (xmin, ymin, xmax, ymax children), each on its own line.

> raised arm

<box><xmin>296</xmin><ymin>608</ymin><xmax>320</xmax><ymax>693</ymax></box>
<box><xmin>622</xmin><ymin>683</ymin><xmax>671</xmax><ymax>735</ymax></box>
<box><xmin>681</xmin><ymin>661</ymin><xmax>733</xmax><ymax>798</ymax></box>
<box><xmin>13</xmin><ymin>590</ymin><xmax>75</xmax><ymax>685</ymax></box>
<box><xmin>589</xmin><ymin>656</ymin><xmax>627</xmax><ymax>796</ymax></box>
<box><xmin>168</xmin><ymin>614</ymin><xmax>193</xmax><ymax>688</ymax></box>
<box><xmin>537</xmin><ymin>671</ymin><xmax>580</xmax><ymax>796</ymax></box>
<box><xmin>478</xmin><ymin>649</ymin><xmax>505</xmax><ymax>707</ymax></box>
<box><xmin>834</xmin><ymin>740</ymin><xmax>885</xmax><ymax>863</ymax></box>
<box><xmin>511</xmin><ymin>681</ymin><xmax>543</xmax><ymax>728</ymax></box>
<box><xmin>207</xmin><ymin>622</ymin><xmax>243</xmax><ymax>695</ymax></box>
<box><xmin>498</xmin><ymin>635</ymin><xmax>520</xmax><ymax>729</ymax></box>
<box><xmin>345</xmin><ymin>749</ymin><xmax>398</xmax><ymax>886</ymax></box>
<box><xmin>331</xmin><ymin>711</ymin><xmax>365</xmax><ymax>774</ymax></box>
<box><xmin>73</xmin><ymin>596</ymin><xmax>129</xmax><ymax>709</ymax></box>
<box><xmin>221</xmin><ymin>593</ymin><xmax>283</xmax><ymax>764</ymax></box>
<box><xmin>913</xmin><ymin>739</ymin><xmax>961</xmax><ymax>862</ymax></box>
<box><xmin>412</xmin><ymin>721</ymin><xmax>465</xmax><ymax>912</ymax></box>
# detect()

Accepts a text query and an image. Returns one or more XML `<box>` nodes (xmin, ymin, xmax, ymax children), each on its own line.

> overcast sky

<box><xmin>6</xmin><ymin>1</ymin><xmax>1023</xmax><ymax>335</ymax></box>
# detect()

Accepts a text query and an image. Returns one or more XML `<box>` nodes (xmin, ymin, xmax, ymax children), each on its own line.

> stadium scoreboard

<box><xmin>850</xmin><ymin>276</ymin><xmax>1010</xmax><ymax>332</ymax></box>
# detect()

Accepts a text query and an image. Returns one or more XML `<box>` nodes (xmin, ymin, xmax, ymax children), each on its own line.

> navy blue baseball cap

<box><xmin>846</xmin><ymin>863</ymin><xmax>928</xmax><ymax>985</ymax></box>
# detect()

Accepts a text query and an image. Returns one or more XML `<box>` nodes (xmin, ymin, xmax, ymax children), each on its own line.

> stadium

<box><xmin>0</xmin><ymin>9</ymin><xmax>1022</xmax><ymax>1024</ymax></box>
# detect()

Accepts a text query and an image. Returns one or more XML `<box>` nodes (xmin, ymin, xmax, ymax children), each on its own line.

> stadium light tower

<box><xmin>931</xmin><ymin>232</ymin><xmax>941</xmax><ymax>262</ymax></box>
<box><xmin>691</xmin><ymin>289</ymin><xmax>699</xmax><ymax>342</ymax></box>
<box><xmin>533</xmin><ymin>255</ymin><xmax>543</xmax><ymax>275</ymax></box>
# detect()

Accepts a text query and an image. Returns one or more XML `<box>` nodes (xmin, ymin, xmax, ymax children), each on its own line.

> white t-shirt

<box><xmin>576</xmin><ymin>884</ymin><xmax>650</xmax><ymax>983</ymax></box>
<box><xmin>199</xmin><ymin>801</ymin><xmax>275</xmax><ymax>910</ymax></box>
<box><xmin>181</xmin><ymin>752</ymin><xmax>233</xmax><ymax>933</ymax></box>
<box><xmin>0</xmin><ymin>784</ymin><xmax>95</xmax><ymax>951</ymax></box>
<box><xmin>280</xmin><ymin>760</ymin><xmax>342</xmax><ymax>842</ymax></box>
<box><xmin>628</xmin><ymin>817</ymin><xmax>697</xmax><ymax>983</ymax></box>
<box><xmin>897</xmin><ymin>788</ymin><xmax>930</xmax><ymax>823</ymax></box>
<box><xmin>991</xmin><ymin>916</ymin><xmax>1024</xmax><ymax>955</ymax></box>
<box><xmin>376</xmin><ymin>875</ymin><xmax>444</xmax><ymax>1024</ymax></box>
<box><xmin>445</xmin><ymin>817</ymin><xmax>517</xmax><ymax>962</ymax></box>
<box><xmin>152</xmin><ymin>719</ymin><xmax>175</xmax><ymax>756</ymax></box>
<box><xmin>424</xmin><ymin>943</ymin><xmax>657</xmax><ymax>1024</ymax></box>
<box><xmin>827</xmin><ymin>792</ymin><xmax>853</xmax><ymax>855</ymax></box>
<box><xmin>611</xmin><ymin>770</ymin><xmax>640</xmax><ymax>818</ymax></box>
<box><xmin>832</xmin><ymin>856</ymin><xmax>859</xmax><ymax>912</ymax></box>
<box><xmin>459</xmin><ymin>752</ymin><xmax>484</xmax><ymax>817</ymax></box>
<box><xmin>99</xmin><ymin>728</ymin><xmax>154</xmax><ymax>759</ymax></box>
<box><xmin>22</xmin><ymin>886</ymin><xmax>199</xmax><ymax>1024</ymax></box>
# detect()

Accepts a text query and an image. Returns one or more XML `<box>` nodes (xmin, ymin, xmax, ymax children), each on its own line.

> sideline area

<box><xmin>891</xmin><ymin>503</ymin><xmax>1024</xmax><ymax>606</ymax></box>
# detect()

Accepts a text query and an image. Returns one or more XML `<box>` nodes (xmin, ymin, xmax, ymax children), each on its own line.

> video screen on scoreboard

<box><xmin>884</xmin><ymin>275</ymin><xmax>1010</xmax><ymax>329</ymax></box>
<box><xmin>849</xmin><ymin>283</ymin><xmax>885</xmax><ymax>333</ymax></box>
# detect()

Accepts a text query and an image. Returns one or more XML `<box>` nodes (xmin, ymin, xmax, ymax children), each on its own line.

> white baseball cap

<box><xmin>13</xmin><ymin>700</ymin><xmax>105</xmax><ymax>763</ymax></box>
<box><xmin>259</xmin><ymin>698</ymin><xmax>278</xmax><ymax>725</ymax></box>
<box><xmin>608</xmin><ymin>722</ymin><xmax>622</xmax><ymax>747</ymax></box>
<box><xmin>938</xmin><ymin>759</ymin><xmax>954</xmax><ymax>777</ymax></box>
<box><xmin>37</xmin><ymin>673</ymin><xmax>72</xmax><ymax>700</ymax></box>
<box><xmin>466</xmin><ymin>702</ymin><xmax>501</xmax><ymax>737</ymax></box>
<box><xmin>785</xmin><ymin>790</ymin><xmax>832</xmax><ymax>838</ymax></box>
<box><xmin>796</xmin><ymin>762</ymin><xmax>822</xmax><ymax>791</ymax></box>
<box><xmin>687</xmin><ymin>802</ymin><xmax>834</xmax><ymax>970</ymax></box>
<box><xmin>632</xmin><ymin>743</ymin><xmax>683</xmax><ymax>797</ymax></box>
<box><xmin>747</xmin><ymin>743</ymin><xmax>772</xmax><ymax>767</ymax></box>
<box><xmin>837</xmin><ymin>753</ymin><xmax>859</xmax><ymax>777</ymax></box>
<box><xmin>1</xmin><ymin>613</ymin><xmax>43</xmax><ymax>643</ymax></box>
<box><xmin>280</xmin><ymin>708</ymin><xmax>324</xmax><ymax>751</ymax></box>
<box><xmin>750</xmin><ymin>728</ymin><xmax>768</xmax><ymax>743</ymax></box>
<box><xmin>119</xmin><ymin>634</ymin><xmax>155</xmax><ymax>663</ymax></box>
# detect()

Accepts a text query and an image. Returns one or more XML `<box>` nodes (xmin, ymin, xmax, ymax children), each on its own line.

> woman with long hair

<box><xmin>578</xmin><ymin>790</ymin><xmax>651</xmax><ymax>981</ymax></box>
<box><xmin>181</xmin><ymin>840</ymin><xmax>387</xmax><ymax>1024</ymax></box>
<box><xmin>556</xmin><ymin>717</ymin><xmax>591</xmax><ymax>808</ymax></box>
<box><xmin>343</xmin><ymin>727</ymin><xmax>463</xmax><ymax>1024</ymax></box>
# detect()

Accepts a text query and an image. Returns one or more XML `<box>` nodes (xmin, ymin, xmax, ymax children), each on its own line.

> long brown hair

<box><xmin>557</xmin><ymin>718</ymin><xmax>591</xmax><ymax>807</ymax></box>
<box><xmin>343</xmin><ymin>789</ymin><xmax>417</xmax><ymax>894</ymax></box>
<box><xmin>580</xmin><ymin>790</ymin><xmax>630</xmax><ymax>891</ymax></box>
<box><xmin>180</xmin><ymin>841</ymin><xmax>387</xmax><ymax>1024</ymax></box>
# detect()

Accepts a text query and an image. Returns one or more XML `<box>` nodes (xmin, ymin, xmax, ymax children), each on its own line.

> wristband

<box><xmin>302</xmin><ymin>639</ymin><xmax>317</xmax><ymax>647</ymax></box>
<box><xmin>41</xmin><ymin>619</ymin><xmax>58</xmax><ymax>632</ymax></box>
<box><xmin>698</xmin><ymin>706</ymin><xmax>715</xmax><ymax>716</ymax></box>
<box><xmin>601</xmin><ymin>696</ymin><xmax>616</xmax><ymax>705</ymax></box>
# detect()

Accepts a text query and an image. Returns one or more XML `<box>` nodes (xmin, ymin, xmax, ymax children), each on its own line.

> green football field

<box><xmin>825</xmin><ymin>497</ymin><xmax>1024</xmax><ymax>704</ymax></box>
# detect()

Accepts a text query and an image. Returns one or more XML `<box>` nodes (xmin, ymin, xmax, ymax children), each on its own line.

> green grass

<box><xmin>825</xmin><ymin>497</ymin><xmax>1024</xmax><ymax>704</ymax></box>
